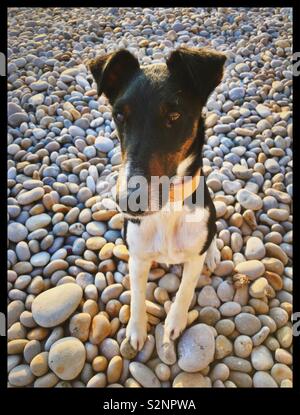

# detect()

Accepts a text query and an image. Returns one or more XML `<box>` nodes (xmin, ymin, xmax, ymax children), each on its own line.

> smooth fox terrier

<box><xmin>89</xmin><ymin>46</ymin><xmax>226</xmax><ymax>351</ymax></box>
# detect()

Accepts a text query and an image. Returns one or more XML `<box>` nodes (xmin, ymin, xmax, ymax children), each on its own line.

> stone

<box><xmin>8</xmin><ymin>222</ymin><xmax>28</xmax><ymax>243</ymax></box>
<box><xmin>251</xmin><ymin>345</ymin><xmax>274</xmax><ymax>370</ymax></box>
<box><xmin>198</xmin><ymin>285</ymin><xmax>220</xmax><ymax>308</ymax></box>
<box><xmin>235</xmin><ymin>313</ymin><xmax>261</xmax><ymax>335</ymax></box>
<box><xmin>234</xmin><ymin>260</ymin><xmax>265</xmax><ymax>280</ymax></box>
<box><xmin>178</xmin><ymin>324</ymin><xmax>215</xmax><ymax>372</ymax></box>
<box><xmin>69</xmin><ymin>313</ymin><xmax>91</xmax><ymax>342</ymax></box>
<box><xmin>48</xmin><ymin>337</ymin><xmax>86</xmax><ymax>380</ymax></box>
<box><xmin>173</xmin><ymin>372</ymin><xmax>211</xmax><ymax>387</ymax></box>
<box><xmin>253</xmin><ymin>371</ymin><xmax>278</xmax><ymax>388</ymax></box>
<box><xmin>236</xmin><ymin>189</ymin><xmax>263</xmax><ymax>210</ymax></box>
<box><xmin>32</xmin><ymin>283</ymin><xmax>83</xmax><ymax>327</ymax></box>
<box><xmin>245</xmin><ymin>237</ymin><xmax>266</xmax><ymax>260</ymax></box>
<box><xmin>129</xmin><ymin>362</ymin><xmax>161</xmax><ymax>388</ymax></box>
<box><xmin>8</xmin><ymin>364</ymin><xmax>35</xmax><ymax>386</ymax></box>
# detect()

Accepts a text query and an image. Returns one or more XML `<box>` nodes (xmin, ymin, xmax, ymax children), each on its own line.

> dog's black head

<box><xmin>89</xmin><ymin>47</ymin><xmax>226</xmax><ymax>215</ymax></box>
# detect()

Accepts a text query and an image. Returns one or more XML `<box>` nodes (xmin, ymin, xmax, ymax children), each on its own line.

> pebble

<box><xmin>236</xmin><ymin>189</ymin><xmax>263</xmax><ymax>210</ymax></box>
<box><xmin>32</xmin><ymin>283</ymin><xmax>83</xmax><ymax>327</ymax></box>
<box><xmin>251</xmin><ymin>345</ymin><xmax>274</xmax><ymax>370</ymax></box>
<box><xmin>235</xmin><ymin>313</ymin><xmax>261</xmax><ymax>336</ymax></box>
<box><xmin>8</xmin><ymin>364</ymin><xmax>35</xmax><ymax>387</ymax></box>
<box><xmin>48</xmin><ymin>337</ymin><xmax>86</xmax><ymax>380</ymax></box>
<box><xmin>129</xmin><ymin>362</ymin><xmax>161</xmax><ymax>388</ymax></box>
<box><xmin>8</xmin><ymin>222</ymin><xmax>28</xmax><ymax>243</ymax></box>
<box><xmin>234</xmin><ymin>260</ymin><xmax>265</xmax><ymax>280</ymax></box>
<box><xmin>173</xmin><ymin>372</ymin><xmax>211</xmax><ymax>387</ymax></box>
<box><xmin>177</xmin><ymin>324</ymin><xmax>215</xmax><ymax>372</ymax></box>
<box><xmin>253</xmin><ymin>371</ymin><xmax>278</xmax><ymax>388</ymax></box>
<box><xmin>245</xmin><ymin>237</ymin><xmax>266</xmax><ymax>260</ymax></box>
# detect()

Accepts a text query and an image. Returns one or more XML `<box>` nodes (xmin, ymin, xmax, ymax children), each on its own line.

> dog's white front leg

<box><xmin>126</xmin><ymin>255</ymin><xmax>151</xmax><ymax>351</ymax></box>
<box><xmin>164</xmin><ymin>253</ymin><xmax>206</xmax><ymax>342</ymax></box>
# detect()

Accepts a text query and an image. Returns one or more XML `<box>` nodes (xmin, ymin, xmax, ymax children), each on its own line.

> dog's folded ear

<box><xmin>88</xmin><ymin>49</ymin><xmax>140</xmax><ymax>103</ymax></box>
<box><xmin>167</xmin><ymin>47</ymin><xmax>227</xmax><ymax>104</ymax></box>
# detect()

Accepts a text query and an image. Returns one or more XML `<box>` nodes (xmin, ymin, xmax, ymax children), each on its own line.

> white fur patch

<box><xmin>127</xmin><ymin>206</ymin><xmax>209</xmax><ymax>264</ymax></box>
<box><xmin>176</xmin><ymin>154</ymin><xmax>196</xmax><ymax>177</ymax></box>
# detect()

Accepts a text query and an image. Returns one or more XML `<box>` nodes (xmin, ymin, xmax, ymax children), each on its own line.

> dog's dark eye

<box><xmin>168</xmin><ymin>112</ymin><xmax>181</xmax><ymax>121</ymax></box>
<box><xmin>115</xmin><ymin>112</ymin><xmax>125</xmax><ymax>123</ymax></box>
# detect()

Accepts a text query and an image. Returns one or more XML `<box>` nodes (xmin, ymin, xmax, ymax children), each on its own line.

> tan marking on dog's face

<box><xmin>148</xmin><ymin>120</ymin><xmax>198</xmax><ymax>178</ymax></box>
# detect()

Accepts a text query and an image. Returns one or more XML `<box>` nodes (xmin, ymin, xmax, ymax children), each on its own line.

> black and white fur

<box><xmin>89</xmin><ymin>47</ymin><xmax>226</xmax><ymax>350</ymax></box>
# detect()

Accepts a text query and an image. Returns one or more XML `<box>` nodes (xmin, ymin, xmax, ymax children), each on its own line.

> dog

<box><xmin>89</xmin><ymin>47</ymin><xmax>226</xmax><ymax>351</ymax></box>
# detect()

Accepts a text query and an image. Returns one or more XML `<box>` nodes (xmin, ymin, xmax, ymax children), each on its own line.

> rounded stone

<box><xmin>178</xmin><ymin>324</ymin><xmax>215</xmax><ymax>372</ymax></box>
<box><xmin>8</xmin><ymin>222</ymin><xmax>28</xmax><ymax>243</ymax></box>
<box><xmin>129</xmin><ymin>362</ymin><xmax>161</xmax><ymax>388</ymax></box>
<box><xmin>173</xmin><ymin>372</ymin><xmax>211</xmax><ymax>387</ymax></box>
<box><xmin>8</xmin><ymin>364</ymin><xmax>35</xmax><ymax>387</ymax></box>
<box><xmin>48</xmin><ymin>337</ymin><xmax>86</xmax><ymax>380</ymax></box>
<box><xmin>32</xmin><ymin>283</ymin><xmax>83</xmax><ymax>327</ymax></box>
<box><xmin>235</xmin><ymin>313</ymin><xmax>262</xmax><ymax>335</ymax></box>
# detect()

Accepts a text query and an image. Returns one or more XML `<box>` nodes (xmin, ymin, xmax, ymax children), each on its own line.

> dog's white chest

<box><xmin>126</xmin><ymin>207</ymin><xmax>209</xmax><ymax>264</ymax></box>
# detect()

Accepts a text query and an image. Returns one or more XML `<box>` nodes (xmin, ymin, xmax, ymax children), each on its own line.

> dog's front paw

<box><xmin>205</xmin><ymin>241</ymin><xmax>221</xmax><ymax>272</ymax></box>
<box><xmin>126</xmin><ymin>316</ymin><xmax>148</xmax><ymax>351</ymax></box>
<box><xmin>164</xmin><ymin>306</ymin><xmax>188</xmax><ymax>342</ymax></box>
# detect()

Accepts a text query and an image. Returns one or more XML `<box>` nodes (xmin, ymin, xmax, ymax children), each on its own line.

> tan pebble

<box><xmin>92</xmin><ymin>210</ymin><xmax>117</xmax><ymax>221</ymax></box>
<box><xmin>187</xmin><ymin>310</ymin><xmax>199</xmax><ymax>326</ymax></box>
<box><xmin>87</xmin><ymin>373</ymin><xmax>107</xmax><ymax>387</ymax></box>
<box><xmin>173</xmin><ymin>372</ymin><xmax>211</xmax><ymax>387</ymax></box>
<box><xmin>109</xmin><ymin>317</ymin><xmax>120</xmax><ymax>337</ymax></box>
<box><xmin>101</xmin><ymin>283</ymin><xmax>123</xmax><ymax>303</ymax></box>
<box><xmin>30</xmin><ymin>351</ymin><xmax>49</xmax><ymax>376</ymax></box>
<box><xmin>8</xmin><ymin>322</ymin><xmax>27</xmax><ymax>341</ymax></box>
<box><xmin>106</xmin><ymin>299</ymin><xmax>122</xmax><ymax>318</ymax></box>
<box><xmin>249</xmin><ymin>298</ymin><xmax>269</xmax><ymax>314</ymax></box>
<box><xmin>229</xmin><ymin>213</ymin><xmax>243</xmax><ymax>227</ymax></box>
<box><xmin>229</xmin><ymin>371</ymin><xmax>252</xmax><ymax>387</ymax></box>
<box><xmin>82</xmin><ymin>299</ymin><xmax>99</xmax><ymax>317</ymax></box>
<box><xmin>271</xmin><ymin>363</ymin><xmax>292</xmax><ymax>385</ymax></box>
<box><xmin>215</xmin><ymin>335</ymin><xmax>233</xmax><ymax>359</ymax></box>
<box><xmin>107</xmin><ymin>356</ymin><xmax>123</xmax><ymax>384</ymax></box>
<box><xmin>221</xmin><ymin>246</ymin><xmax>233</xmax><ymax>260</ymax></box>
<box><xmin>8</xmin><ymin>339</ymin><xmax>29</xmax><ymax>354</ymax></box>
<box><xmin>124</xmin><ymin>378</ymin><xmax>142</xmax><ymax>387</ymax></box>
<box><xmin>86</xmin><ymin>237</ymin><xmax>107</xmax><ymax>250</ymax></box>
<box><xmin>119</xmin><ymin>304</ymin><xmax>130</xmax><ymax>324</ymax></box>
<box><xmin>262</xmin><ymin>258</ymin><xmax>284</xmax><ymax>275</ymax></box>
<box><xmin>27</xmin><ymin>327</ymin><xmax>49</xmax><ymax>341</ymax></box>
<box><xmin>148</xmin><ymin>268</ymin><xmax>165</xmax><ymax>281</ymax></box>
<box><xmin>8</xmin><ymin>364</ymin><xmax>35</xmax><ymax>386</ymax></box>
<box><xmin>92</xmin><ymin>356</ymin><xmax>108</xmax><ymax>372</ymax></box>
<box><xmin>98</xmin><ymin>259</ymin><xmax>116</xmax><ymax>272</ymax></box>
<box><xmin>275</xmin><ymin>348</ymin><xmax>292</xmax><ymax>365</ymax></box>
<box><xmin>276</xmin><ymin>325</ymin><xmax>292</xmax><ymax>348</ymax></box>
<box><xmin>69</xmin><ymin>313</ymin><xmax>91</xmax><ymax>342</ymax></box>
<box><xmin>265</xmin><ymin>242</ymin><xmax>288</xmax><ymax>265</ymax></box>
<box><xmin>99</xmin><ymin>242</ymin><xmax>115</xmax><ymax>260</ymax></box>
<box><xmin>155</xmin><ymin>363</ymin><xmax>171</xmax><ymax>381</ymax></box>
<box><xmin>89</xmin><ymin>314</ymin><xmax>111</xmax><ymax>345</ymax></box>
<box><xmin>280</xmin><ymin>379</ymin><xmax>293</xmax><ymax>387</ymax></box>
<box><xmin>145</xmin><ymin>300</ymin><xmax>165</xmax><ymax>318</ymax></box>
<box><xmin>264</xmin><ymin>271</ymin><xmax>283</xmax><ymax>290</ymax></box>
<box><xmin>113</xmin><ymin>244</ymin><xmax>129</xmax><ymax>261</ymax></box>
<box><xmin>234</xmin><ymin>335</ymin><xmax>253</xmax><ymax>358</ymax></box>
<box><xmin>33</xmin><ymin>372</ymin><xmax>59</xmax><ymax>388</ymax></box>
<box><xmin>154</xmin><ymin>287</ymin><xmax>169</xmax><ymax>304</ymax></box>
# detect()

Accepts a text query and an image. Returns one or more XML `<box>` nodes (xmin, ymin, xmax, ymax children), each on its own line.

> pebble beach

<box><xmin>7</xmin><ymin>7</ymin><xmax>293</xmax><ymax>388</ymax></box>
